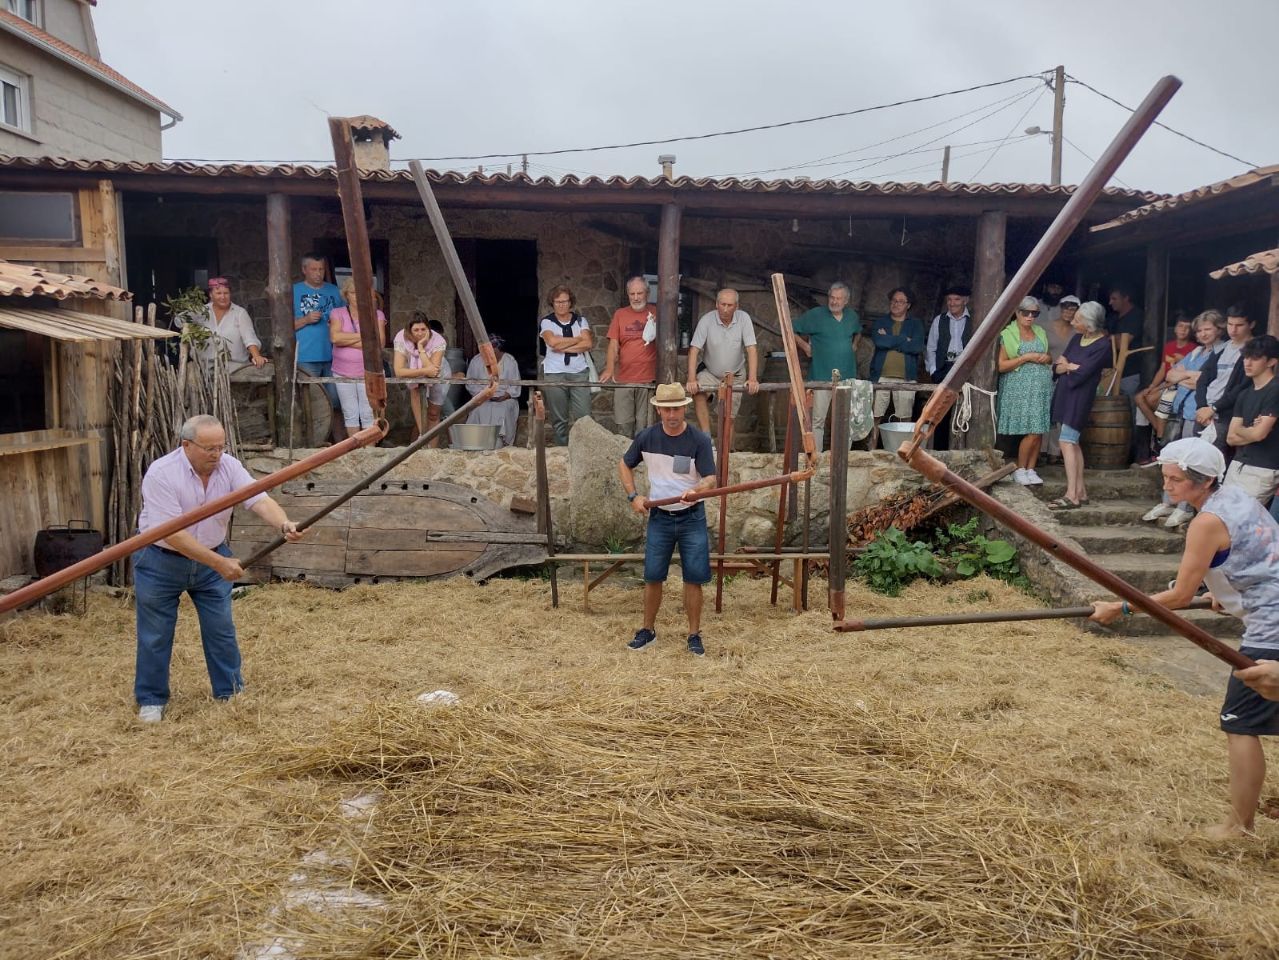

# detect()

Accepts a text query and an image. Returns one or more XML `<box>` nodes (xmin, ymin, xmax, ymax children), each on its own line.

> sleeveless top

<box><xmin>1199</xmin><ymin>484</ymin><xmax>1279</xmax><ymax>650</ymax></box>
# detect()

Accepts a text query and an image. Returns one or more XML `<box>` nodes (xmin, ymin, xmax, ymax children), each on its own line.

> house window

<box><xmin>0</xmin><ymin>191</ymin><xmax>77</xmax><ymax>242</ymax></box>
<box><xmin>4</xmin><ymin>0</ymin><xmax>40</xmax><ymax>26</ymax></box>
<box><xmin>0</xmin><ymin>64</ymin><xmax>31</xmax><ymax>134</ymax></box>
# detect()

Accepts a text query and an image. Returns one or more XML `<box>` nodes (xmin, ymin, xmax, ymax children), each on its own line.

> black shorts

<box><xmin>1220</xmin><ymin>647</ymin><xmax>1279</xmax><ymax>736</ymax></box>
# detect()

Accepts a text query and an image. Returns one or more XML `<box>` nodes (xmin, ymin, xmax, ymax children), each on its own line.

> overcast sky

<box><xmin>96</xmin><ymin>0</ymin><xmax>1276</xmax><ymax>196</ymax></box>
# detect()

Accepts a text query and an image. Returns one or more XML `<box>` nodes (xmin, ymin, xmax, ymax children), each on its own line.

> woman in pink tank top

<box><xmin>328</xmin><ymin>279</ymin><xmax>387</xmax><ymax>435</ymax></box>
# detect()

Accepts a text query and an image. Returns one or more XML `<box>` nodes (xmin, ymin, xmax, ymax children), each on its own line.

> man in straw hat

<box><xmin>618</xmin><ymin>382</ymin><xmax>717</xmax><ymax>656</ymax></box>
<box><xmin>1092</xmin><ymin>436</ymin><xmax>1279</xmax><ymax>838</ymax></box>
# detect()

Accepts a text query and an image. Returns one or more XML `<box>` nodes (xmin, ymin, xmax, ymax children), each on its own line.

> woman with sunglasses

<box><xmin>996</xmin><ymin>296</ymin><xmax>1053</xmax><ymax>486</ymax></box>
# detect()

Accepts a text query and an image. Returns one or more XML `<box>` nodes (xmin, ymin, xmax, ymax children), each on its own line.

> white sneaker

<box><xmin>1142</xmin><ymin>503</ymin><xmax>1173</xmax><ymax>522</ymax></box>
<box><xmin>1023</xmin><ymin>469</ymin><xmax>1044</xmax><ymax>486</ymax></box>
<box><xmin>1013</xmin><ymin>468</ymin><xmax>1032</xmax><ymax>485</ymax></box>
<box><xmin>1164</xmin><ymin>506</ymin><xmax>1195</xmax><ymax>528</ymax></box>
<box><xmin>138</xmin><ymin>704</ymin><xmax>164</xmax><ymax>723</ymax></box>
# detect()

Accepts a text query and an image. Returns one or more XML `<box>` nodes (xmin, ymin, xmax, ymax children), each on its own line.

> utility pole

<box><xmin>941</xmin><ymin>145</ymin><xmax>951</xmax><ymax>184</ymax></box>
<box><xmin>521</xmin><ymin>154</ymin><xmax>528</xmax><ymax>174</ymax></box>
<box><xmin>1051</xmin><ymin>64</ymin><xmax>1065</xmax><ymax>186</ymax></box>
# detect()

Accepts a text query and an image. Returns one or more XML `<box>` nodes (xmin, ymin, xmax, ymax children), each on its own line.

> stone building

<box><xmin>0</xmin><ymin>128</ymin><xmax>1158</xmax><ymax>445</ymax></box>
<box><xmin>0</xmin><ymin>0</ymin><xmax>179</xmax><ymax>162</ymax></box>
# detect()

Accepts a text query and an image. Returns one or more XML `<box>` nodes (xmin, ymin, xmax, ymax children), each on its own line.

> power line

<box><xmin>1060</xmin><ymin>134</ymin><xmax>1132</xmax><ymax>189</ymax></box>
<box><xmin>398</xmin><ymin>74</ymin><xmax>1050</xmax><ymax>163</ymax></box>
<box><xmin>713</xmin><ymin>82</ymin><xmax>1042</xmax><ymax>178</ymax></box>
<box><xmin>969</xmin><ymin>85</ymin><xmax>1048</xmax><ymax>180</ymax></box>
<box><xmin>1065</xmin><ymin>75</ymin><xmax>1257</xmax><ymax>168</ymax></box>
<box><xmin>825</xmin><ymin>85</ymin><xmax>1044</xmax><ymax>180</ymax></box>
<box><xmin>871</xmin><ymin>137</ymin><xmax>1037</xmax><ymax>182</ymax></box>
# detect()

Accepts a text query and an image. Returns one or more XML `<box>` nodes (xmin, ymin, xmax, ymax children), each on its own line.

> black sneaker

<box><xmin>628</xmin><ymin>628</ymin><xmax>656</xmax><ymax>650</ymax></box>
<box><xmin>687</xmin><ymin>633</ymin><xmax>705</xmax><ymax>657</ymax></box>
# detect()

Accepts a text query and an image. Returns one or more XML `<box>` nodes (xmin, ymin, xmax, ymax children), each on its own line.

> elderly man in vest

<box><xmin>924</xmin><ymin>285</ymin><xmax>973</xmax><ymax>449</ymax></box>
<box><xmin>133</xmin><ymin>415</ymin><xmax>304</xmax><ymax>722</ymax></box>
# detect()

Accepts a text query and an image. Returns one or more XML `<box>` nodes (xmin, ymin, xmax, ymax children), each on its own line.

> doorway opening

<box><xmin>455</xmin><ymin>239</ymin><xmax>539</xmax><ymax>400</ymax></box>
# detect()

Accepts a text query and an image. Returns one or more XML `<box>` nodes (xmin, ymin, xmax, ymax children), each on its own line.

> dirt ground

<box><xmin>2</xmin><ymin>574</ymin><xmax>1278</xmax><ymax>959</ymax></box>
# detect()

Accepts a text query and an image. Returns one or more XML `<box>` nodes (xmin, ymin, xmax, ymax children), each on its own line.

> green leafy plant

<box><xmin>853</xmin><ymin>516</ymin><xmax>1027</xmax><ymax>595</ymax></box>
<box><xmin>852</xmin><ymin>527</ymin><xmax>943</xmax><ymax>596</ymax></box>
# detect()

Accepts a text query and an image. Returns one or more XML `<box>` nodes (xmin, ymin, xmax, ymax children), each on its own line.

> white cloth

<box><xmin>181</xmin><ymin>303</ymin><xmax>261</xmax><ymax>364</ymax></box>
<box><xmin>465</xmin><ymin>352</ymin><xmax>520</xmax><ymax>446</ymax></box>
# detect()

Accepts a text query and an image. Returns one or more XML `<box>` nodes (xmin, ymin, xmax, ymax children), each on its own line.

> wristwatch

<box><xmin>627</xmin><ymin>492</ymin><xmax>639</xmax><ymax>502</ymax></box>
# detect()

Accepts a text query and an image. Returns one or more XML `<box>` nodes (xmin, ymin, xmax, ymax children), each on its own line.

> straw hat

<box><xmin>650</xmin><ymin>382</ymin><xmax>693</xmax><ymax>407</ymax></box>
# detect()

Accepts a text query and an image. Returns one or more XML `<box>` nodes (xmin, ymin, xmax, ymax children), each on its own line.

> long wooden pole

<box><xmin>533</xmin><ymin>390</ymin><xmax>559</xmax><ymax>609</ymax></box>
<box><xmin>898</xmin><ymin>447</ymin><xmax>1252</xmax><ymax>669</ymax></box>
<box><xmin>657</xmin><ymin>203</ymin><xmax>682</xmax><ymax>383</ymax></box>
<box><xmin>770</xmin><ymin>391</ymin><xmax>796</xmax><ymax>606</ymax></box>
<box><xmin>407</xmin><ymin>160</ymin><xmax>498</xmax><ymax>379</ymax></box>
<box><xmin>827</xmin><ymin>378</ymin><xmax>852</xmax><ymax>620</ymax></box>
<box><xmin>327</xmin><ymin>118</ymin><xmax>386</xmax><ymax>417</ymax></box>
<box><xmin>836</xmin><ymin>597</ymin><xmax>1216</xmax><ymax>632</ymax></box>
<box><xmin>714</xmin><ymin>373</ymin><xmax>734</xmax><ymax>613</ymax></box>
<box><xmin>905</xmin><ymin>75</ymin><xmax>1182</xmax><ymax>459</ymax></box>
<box><xmin>0</xmin><ymin>424</ymin><xmax>386</xmax><ymax>615</ymax></box>
<box><xmin>1050</xmin><ymin>64</ymin><xmax>1065</xmax><ymax>187</ymax></box>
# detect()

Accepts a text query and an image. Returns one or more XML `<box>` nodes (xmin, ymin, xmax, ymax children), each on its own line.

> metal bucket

<box><xmin>450</xmin><ymin>423</ymin><xmax>501</xmax><ymax>451</ymax></box>
<box><xmin>878</xmin><ymin>421</ymin><xmax>916</xmax><ymax>454</ymax></box>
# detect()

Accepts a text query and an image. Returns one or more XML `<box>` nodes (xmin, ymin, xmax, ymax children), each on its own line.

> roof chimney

<box><xmin>658</xmin><ymin>154</ymin><xmax>676</xmax><ymax>181</ymax></box>
<box><xmin>346</xmin><ymin>115</ymin><xmax>401</xmax><ymax>173</ymax></box>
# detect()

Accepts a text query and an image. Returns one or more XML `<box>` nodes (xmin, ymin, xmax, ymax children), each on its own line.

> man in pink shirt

<box><xmin>133</xmin><ymin>415</ymin><xmax>304</xmax><ymax>723</ymax></box>
<box><xmin>600</xmin><ymin>276</ymin><xmax>658</xmax><ymax>437</ymax></box>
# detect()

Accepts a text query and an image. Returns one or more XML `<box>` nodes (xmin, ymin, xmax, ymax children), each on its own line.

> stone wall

<box><xmin>243</xmin><ymin>416</ymin><xmax>995</xmax><ymax>555</ymax></box>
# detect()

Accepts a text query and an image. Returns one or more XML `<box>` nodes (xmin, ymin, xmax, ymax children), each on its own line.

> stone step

<box><xmin>1028</xmin><ymin>465</ymin><xmax>1161</xmax><ymax>500</ymax></box>
<box><xmin>1109</xmin><ymin>606</ymin><xmax>1243</xmax><ymax>638</ymax></box>
<box><xmin>1094</xmin><ymin>552</ymin><xmax>1182</xmax><ymax>593</ymax></box>
<box><xmin>1064</xmin><ymin>524</ymin><xmax>1186</xmax><ymax>555</ymax></box>
<box><xmin>1053</xmin><ymin>498</ymin><xmax>1160</xmax><ymax>526</ymax></box>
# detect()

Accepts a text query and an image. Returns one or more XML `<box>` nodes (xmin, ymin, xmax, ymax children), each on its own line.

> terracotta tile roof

<box><xmin>0</xmin><ymin>260</ymin><xmax>131</xmax><ymax>300</ymax></box>
<box><xmin>346</xmin><ymin>115</ymin><xmax>401</xmax><ymax>140</ymax></box>
<box><xmin>1209</xmin><ymin>248</ymin><xmax>1279</xmax><ymax>279</ymax></box>
<box><xmin>0</xmin><ymin>10</ymin><xmax>180</xmax><ymax>121</ymax></box>
<box><xmin>0</xmin><ymin>154</ymin><xmax>1162</xmax><ymax>203</ymax></box>
<box><xmin>1092</xmin><ymin>164</ymin><xmax>1279</xmax><ymax>232</ymax></box>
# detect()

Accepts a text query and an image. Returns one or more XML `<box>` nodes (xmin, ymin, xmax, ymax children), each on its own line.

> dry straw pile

<box><xmin>2</xmin><ymin>575</ymin><xmax>1278</xmax><ymax>958</ymax></box>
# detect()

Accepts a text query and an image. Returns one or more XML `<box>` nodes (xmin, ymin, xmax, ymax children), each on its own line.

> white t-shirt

<box><xmin>540</xmin><ymin>313</ymin><xmax>591</xmax><ymax>375</ymax></box>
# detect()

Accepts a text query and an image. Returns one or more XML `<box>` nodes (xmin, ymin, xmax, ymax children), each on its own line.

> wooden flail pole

<box><xmin>770</xmin><ymin>391</ymin><xmax>797</xmax><ymax>606</ymax></box>
<box><xmin>1</xmin><ymin>425</ymin><xmax>386</xmax><ymax>615</ymax></box>
<box><xmin>327</xmin><ymin>118</ymin><xmax>387</xmax><ymax>419</ymax></box>
<box><xmin>890</xmin><ymin>75</ymin><xmax>1253</xmax><ymax>671</ymax></box>
<box><xmin>835</xmin><ymin>597</ymin><xmax>1217</xmax><ymax>632</ymax></box>
<box><xmin>533</xmin><ymin>391</ymin><xmax>559</xmax><ymax>609</ymax></box>
<box><xmin>407</xmin><ymin>161</ymin><xmax>500</xmax><ymax>380</ymax></box>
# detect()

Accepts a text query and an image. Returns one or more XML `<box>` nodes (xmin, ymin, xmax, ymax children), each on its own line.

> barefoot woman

<box><xmin>1092</xmin><ymin>437</ymin><xmax>1279</xmax><ymax>838</ymax></box>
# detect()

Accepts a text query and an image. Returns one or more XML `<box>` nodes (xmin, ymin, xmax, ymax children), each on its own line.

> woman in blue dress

<box><xmin>996</xmin><ymin>296</ymin><xmax>1054</xmax><ymax>486</ymax></box>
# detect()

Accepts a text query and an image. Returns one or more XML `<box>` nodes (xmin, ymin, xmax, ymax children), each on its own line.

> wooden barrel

<box><xmin>1080</xmin><ymin>394</ymin><xmax>1133</xmax><ymax>470</ymax></box>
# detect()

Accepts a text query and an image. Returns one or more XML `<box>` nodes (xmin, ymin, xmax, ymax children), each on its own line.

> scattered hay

<box><xmin>1</xmin><ymin>576</ymin><xmax>1277</xmax><ymax>958</ymax></box>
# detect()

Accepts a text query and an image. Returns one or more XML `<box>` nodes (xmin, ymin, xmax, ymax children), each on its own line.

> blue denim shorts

<box><xmin>643</xmin><ymin>503</ymin><xmax>711</xmax><ymax>585</ymax></box>
<box><xmin>1059</xmin><ymin>424</ymin><xmax>1081</xmax><ymax>445</ymax></box>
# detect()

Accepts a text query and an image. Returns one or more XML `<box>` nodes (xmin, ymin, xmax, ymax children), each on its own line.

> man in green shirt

<box><xmin>794</xmin><ymin>281</ymin><xmax>860</xmax><ymax>452</ymax></box>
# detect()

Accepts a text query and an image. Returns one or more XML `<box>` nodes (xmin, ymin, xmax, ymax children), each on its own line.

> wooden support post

<box><xmin>327</xmin><ymin>117</ymin><xmax>386</xmax><ymax>418</ymax></box>
<box><xmin>266</xmin><ymin>192</ymin><xmax>294</xmax><ymax>447</ymax></box>
<box><xmin>770</xmin><ymin>391</ymin><xmax>796</xmax><ymax>606</ymax></box>
<box><xmin>657</xmin><ymin>202</ymin><xmax>682</xmax><ymax>383</ymax></box>
<box><xmin>1269</xmin><ymin>268</ymin><xmax>1279</xmax><ymax>338</ymax></box>
<box><xmin>714</xmin><ymin>373</ymin><xmax>733</xmax><ymax>613</ymax></box>
<box><xmin>960</xmin><ymin>210</ymin><xmax>1006</xmax><ymax>449</ymax></box>
<box><xmin>533</xmin><ymin>391</ymin><xmax>559</xmax><ymax>609</ymax></box>
<box><xmin>828</xmin><ymin>383</ymin><xmax>852</xmax><ymax>620</ymax></box>
<box><xmin>1143</xmin><ymin>243</ymin><xmax>1167</xmax><ymax>384</ymax></box>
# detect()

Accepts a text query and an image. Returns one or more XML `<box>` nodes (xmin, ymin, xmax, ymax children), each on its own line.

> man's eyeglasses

<box><xmin>186</xmin><ymin>441</ymin><xmax>226</xmax><ymax>454</ymax></box>
<box><xmin>1018</xmin><ymin>309</ymin><xmax>1041</xmax><ymax>317</ymax></box>
<box><xmin>553</xmin><ymin>298</ymin><xmax>572</xmax><ymax>305</ymax></box>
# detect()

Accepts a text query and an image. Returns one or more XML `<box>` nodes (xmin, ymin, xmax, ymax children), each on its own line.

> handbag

<box><xmin>583</xmin><ymin>349</ymin><xmax>602</xmax><ymax>394</ymax></box>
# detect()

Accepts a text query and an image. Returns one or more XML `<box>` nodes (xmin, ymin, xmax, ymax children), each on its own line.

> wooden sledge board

<box><xmin>228</xmin><ymin>478</ymin><xmax>547</xmax><ymax>586</ymax></box>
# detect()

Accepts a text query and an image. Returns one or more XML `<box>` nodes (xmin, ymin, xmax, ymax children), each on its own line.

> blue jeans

<box><xmin>298</xmin><ymin>359</ymin><xmax>340</xmax><ymax>409</ymax></box>
<box><xmin>133</xmin><ymin>544</ymin><xmax>242</xmax><ymax>705</ymax></box>
<box><xmin>644</xmin><ymin>503</ymin><xmax>711</xmax><ymax>585</ymax></box>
